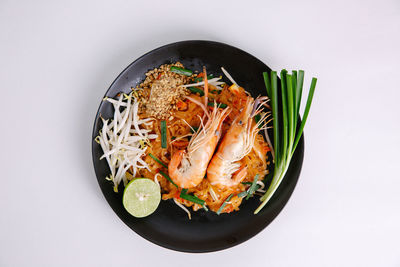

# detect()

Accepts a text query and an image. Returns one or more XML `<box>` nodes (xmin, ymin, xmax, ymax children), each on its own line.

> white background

<box><xmin>1</xmin><ymin>0</ymin><xmax>399</xmax><ymax>266</ymax></box>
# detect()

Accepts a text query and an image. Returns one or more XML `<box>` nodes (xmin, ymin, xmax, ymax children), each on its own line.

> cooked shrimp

<box><xmin>207</xmin><ymin>95</ymin><xmax>270</xmax><ymax>189</ymax></box>
<box><xmin>168</xmin><ymin>68</ymin><xmax>231</xmax><ymax>188</ymax></box>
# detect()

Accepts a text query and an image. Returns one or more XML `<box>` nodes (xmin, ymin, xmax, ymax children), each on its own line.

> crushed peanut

<box><xmin>134</xmin><ymin>62</ymin><xmax>196</xmax><ymax>119</ymax></box>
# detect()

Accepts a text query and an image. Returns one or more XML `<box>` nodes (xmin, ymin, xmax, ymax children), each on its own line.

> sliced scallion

<box><xmin>237</xmin><ymin>191</ymin><xmax>248</xmax><ymax>198</ymax></box>
<box><xmin>148</xmin><ymin>153</ymin><xmax>167</xmax><ymax>169</ymax></box>
<box><xmin>194</xmin><ymin>75</ymin><xmax>213</xmax><ymax>82</ymax></box>
<box><xmin>161</xmin><ymin>120</ymin><xmax>167</xmax><ymax>148</ymax></box>
<box><xmin>159</xmin><ymin>170</ymin><xmax>178</xmax><ymax>188</ymax></box>
<box><xmin>207</xmin><ymin>102</ymin><xmax>228</xmax><ymax>108</ymax></box>
<box><xmin>217</xmin><ymin>194</ymin><xmax>233</xmax><ymax>215</ymax></box>
<box><xmin>170</xmin><ymin>66</ymin><xmax>193</xmax><ymax>76</ymax></box>
<box><xmin>180</xmin><ymin>190</ymin><xmax>205</xmax><ymax>205</ymax></box>
<box><xmin>246</xmin><ymin>174</ymin><xmax>260</xmax><ymax>200</ymax></box>
<box><xmin>188</xmin><ymin>87</ymin><xmax>204</xmax><ymax>96</ymax></box>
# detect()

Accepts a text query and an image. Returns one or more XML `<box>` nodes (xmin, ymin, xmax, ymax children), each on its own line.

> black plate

<box><xmin>92</xmin><ymin>40</ymin><xmax>304</xmax><ymax>253</ymax></box>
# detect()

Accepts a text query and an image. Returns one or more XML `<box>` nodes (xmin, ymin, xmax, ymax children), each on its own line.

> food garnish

<box><xmin>179</xmin><ymin>189</ymin><xmax>206</xmax><ymax>206</ymax></box>
<box><xmin>97</xmin><ymin>92</ymin><xmax>157</xmax><ymax>192</ymax></box>
<box><xmin>170</xmin><ymin>66</ymin><xmax>193</xmax><ymax>76</ymax></box>
<box><xmin>160</xmin><ymin>120</ymin><xmax>167</xmax><ymax>148</ymax></box>
<box><xmin>122</xmin><ymin>178</ymin><xmax>161</xmax><ymax>218</ymax></box>
<box><xmin>254</xmin><ymin>70</ymin><xmax>317</xmax><ymax>214</ymax></box>
<box><xmin>245</xmin><ymin>174</ymin><xmax>260</xmax><ymax>200</ymax></box>
<box><xmin>217</xmin><ymin>194</ymin><xmax>233</xmax><ymax>215</ymax></box>
<box><xmin>148</xmin><ymin>153</ymin><xmax>168</xmax><ymax>168</ymax></box>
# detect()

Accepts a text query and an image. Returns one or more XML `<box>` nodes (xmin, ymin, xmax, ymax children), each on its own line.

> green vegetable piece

<box><xmin>217</xmin><ymin>194</ymin><xmax>233</xmax><ymax>215</ymax></box>
<box><xmin>246</xmin><ymin>174</ymin><xmax>259</xmax><ymax>200</ymax></box>
<box><xmin>148</xmin><ymin>153</ymin><xmax>168</xmax><ymax>169</ymax></box>
<box><xmin>255</xmin><ymin>70</ymin><xmax>317</xmax><ymax>214</ymax></box>
<box><xmin>207</xmin><ymin>102</ymin><xmax>228</xmax><ymax>108</ymax></box>
<box><xmin>179</xmin><ymin>190</ymin><xmax>205</xmax><ymax>205</ymax></box>
<box><xmin>188</xmin><ymin>87</ymin><xmax>204</xmax><ymax>96</ymax></box>
<box><xmin>159</xmin><ymin>170</ymin><xmax>178</xmax><ymax>188</ymax></box>
<box><xmin>161</xmin><ymin>120</ymin><xmax>167</xmax><ymax>148</ymax></box>
<box><xmin>237</xmin><ymin>191</ymin><xmax>248</xmax><ymax>198</ymax></box>
<box><xmin>170</xmin><ymin>66</ymin><xmax>193</xmax><ymax>76</ymax></box>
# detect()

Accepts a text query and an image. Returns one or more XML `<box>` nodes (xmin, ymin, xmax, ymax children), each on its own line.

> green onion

<box><xmin>246</xmin><ymin>174</ymin><xmax>259</xmax><ymax>200</ymax></box>
<box><xmin>237</xmin><ymin>191</ymin><xmax>248</xmax><ymax>198</ymax></box>
<box><xmin>170</xmin><ymin>66</ymin><xmax>193</xmax><ymax>76</ymax></box>
<box><xmin>161</xmin><ymin>120</ymin><xmax>167</xmax><ymax>148</ymax></box>
<box><xmin>254</xmin><ymin>70</ymin><xmax>317</xmax><ymax>214</ymax></box>
<box><xmin>148</xmin><ymin>153</ymin><xmax>167</xmax><ymax>169</ymax></box>
<box><xmin>194</xmin><ymin>75</ymin><xmax>213</xmax><ymax>82</ymax></box>
<box><xmin>207</xmin><ymin>102</ymin><xmax>228</xmax><ymax>108</ymax></box>
<box><xmin>190</xmin><ymin>126</ymin><xmax>199</xmax><ymax>133</ymax></box>
<box><xmin>241</xmin><ymin>182</ymin><xmax>252</xmax><ymax>185</ymax></box>
<box><xmin>159</xmin><ymin>170</ymin><xmax>178</xmax><ymax>188</ymax></box>
<box><xmin>217</xmin><ymin>194</ymin><xmax>233</xmax><ymax>215</ymax></box>
<box><xmin>181</xmin><ymin>188</ymin><xmax>188</xmax><ymax>194</ymax></box>
<box><xmin>180</xmin><ymin>189</ymin><xmax>205</xmax><ymax>205</ymax></box>
<box><xmin>188</xmin><ymin>87</ymin><xmax>204</xmax><ymax>96</ymax></box>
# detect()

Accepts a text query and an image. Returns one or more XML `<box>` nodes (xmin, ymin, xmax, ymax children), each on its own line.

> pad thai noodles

<box><xmin>96</xmin><ymin>62</ymin><xmax>274</xmax><ymax>218</ymax></box>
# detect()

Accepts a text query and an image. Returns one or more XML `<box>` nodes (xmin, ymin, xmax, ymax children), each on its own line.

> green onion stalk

<box><xmin>254</xmin><ymin>70</ymin><xmax>317</xmax><ymax>214</ymax></box>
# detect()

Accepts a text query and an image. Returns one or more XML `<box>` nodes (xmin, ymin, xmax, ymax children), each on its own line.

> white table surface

<box><xmin>1</xmin><ymin>0</ymin><xmax>399</xmax><ymax>266</ymax></box>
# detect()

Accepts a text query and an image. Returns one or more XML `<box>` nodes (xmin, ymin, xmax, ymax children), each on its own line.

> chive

<box><xmin>180</xmin><ymin>190</ymin><xmax>205</xmax><ymax>205</ymax></box>
<box><xmin>188</xmin><ymin>87</ymin><xmax>204</xmax><ymax>96</ymax></box>
<box><xmin>255</xmin><ymin>70</ymin><xmax>317</xmax><ymax>214</ymax></box>
<box><xmin>161</xmin><ymin>120</ymin><xmax>167</xmax><ymax>148</ymax></box>
<box><xmin>286</xmin><ymin>74</ymin><xmax>295</xmax><ymax>163</ymax></box>
<box><xmin>292</xmin><ymin>77</ymin><xmax>317</xmax><ymax>154</ymax></box>
<box><xmin>170</xmin><ymin>66</ymin><xmax>193</xmax><ymax>76</ymax></box>
<box><xmin>269</xmin><ymin>71</ymin><xmax>280</xmax><ymax>163</ymax></box>
<box><xmin>148</xmin><ymin>153</ymin><xmax>167</xmax><ymax>169</ymax></box>
<box><xmin>194</xmin><ymin>75</ymin><xmax>213</xmax><ymax>82</ymax></box>
<box><xmin>263</xmin><ymin>72</ymin><xmax>271</xmax><ymax>97</ymax></box>
<box><xmin>246</xmin><ymin>174</ymin><xmax>259</xmax><ymax>200</ymax></box>
<box><xmin>280</xmin><ymin>70</ymin><xmax>288</xmax><ymax>166</ymax></box>
<box><xmin>159</xmin><ymin>170</ymin><xmax>178</xmax><ymax>188</ymax></box>
<box><xmin>295</xmin><ymin>71</ymin><xmax>305</xmax><ymax>124</ymax></box>
<box><xmin>207</xmin><ymin>102</ymin><xmax>228</xmax><ymax>108</ymax></box>
<box><xmin>217</xmin><ymin>194</ymin><xmax>233</xmax><ymax>215</ymax></box>
<box><xmin>291</xmin><ymin>70</ymin><xmax>298</xmax><ymax>129</ymax></box>
<box><xmin>237</xmin><ymin>191</ymin><xmax>248</xmax><ymax>198</ymax></box>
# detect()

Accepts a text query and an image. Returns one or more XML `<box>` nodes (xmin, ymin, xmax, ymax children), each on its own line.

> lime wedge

<box><xmin>122</xmin><ymin>178</ymin><xmax>161</xmax><ymax>218</ymax></box>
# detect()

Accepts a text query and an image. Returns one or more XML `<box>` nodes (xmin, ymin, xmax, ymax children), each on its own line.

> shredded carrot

<box><xmin>176</xmin><ymin>100</ymin><xmax>188</xmax><ymax>110</ymax></box>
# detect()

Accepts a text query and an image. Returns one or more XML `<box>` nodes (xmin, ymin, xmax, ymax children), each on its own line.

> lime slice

<box><xmin>122</xmin><ymin>178</ymin><xmax>161</xmax><ymax>218</ymax></box>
